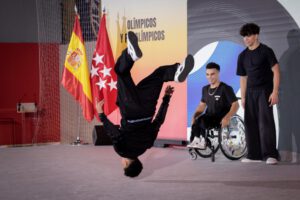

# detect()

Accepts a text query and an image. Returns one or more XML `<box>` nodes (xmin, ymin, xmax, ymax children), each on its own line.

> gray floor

<box><xmin>0</xmin><ymin>144</ymin><xmax>300</xmax><ymax>200</ymax></box>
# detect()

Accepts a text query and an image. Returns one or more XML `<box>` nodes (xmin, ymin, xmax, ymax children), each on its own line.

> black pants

<box><xmin>244</xmin><ymin>88</ymin><xmax>279</xmax><ymax>160</ymax></box>
<box><xmin>190</xmin><ymin>114</ymin><xmax>221</xmax><ymax>141</ymax></box>
<box><xmin>115</xmin><ymin>49</ymin><xmax>178</xmax><ymax>120</ymax></box>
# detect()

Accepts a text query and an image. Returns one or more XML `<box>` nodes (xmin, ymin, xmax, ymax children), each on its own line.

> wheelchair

<box><xmin>188</xmin><ymin>115</ymin><xmax>247</xmax><ymax>162</ymax></box>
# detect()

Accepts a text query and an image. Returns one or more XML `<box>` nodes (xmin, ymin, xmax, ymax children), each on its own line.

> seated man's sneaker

<box><xmin>241</xmin><ymin>158</ymin><xmax>262</xmax><ymax>163</ymax></box>
<box><xmin>174</xmin><ymin>54</ymin><xmax>194</xmax><ymax>82</ymax></box>
<box><xmin>187</xmin><ymin>136</ymin><xmax>206</xmax><ymax>149</ymax></box>
<box><xmin>266</xmin><ymin>157</ymin><xmax>278</xmax><ymax>165</ymax></box>
<box><xmin>127</xmin><ymin>31</ymin><xmax>142</xmax><ymax>61</ymax></box>
<box><xmin>187</xmin><ymin>137</ymin><xmax>200</xmax><ymax>148</ymax></box>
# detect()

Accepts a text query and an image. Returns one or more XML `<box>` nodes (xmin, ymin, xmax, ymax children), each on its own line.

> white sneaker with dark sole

<box><xmin>127</xmin><ymin>31</ymin><xmax>142</xmax><ymax>61</ymax></box>
<box><xmin>174</xmin><ymin>54</ymin><xmax>194</xmax><ymax>82</ymax></box>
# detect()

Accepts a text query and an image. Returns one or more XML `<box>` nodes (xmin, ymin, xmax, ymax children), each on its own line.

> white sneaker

<box><xmin>127</xmin><ymin>31</ymin><xmax>142</xmax><ymax>61</ymax></box>
<box><xmin>266</xmin><ymin>157</ymin><xmax>278</xmax><ymax>165</ymax></box>
<box><xmin>241</xmin><ymin>158</ymin><xmax>262</xmax><ymax>163</ymax></box>
<box><xmin>174</xmin><ymin>54</ymin><xmax>194</xmax><ymax>82</ymax></box>
<box><xmin>187</xmin><ymin>137</ymin><xmax>206</xmax><ymax>149</ymax></box>
<box><xmin>187</xmin><ymin>137</ymin><xmax>199</xmax><ymax>148</ymax></box>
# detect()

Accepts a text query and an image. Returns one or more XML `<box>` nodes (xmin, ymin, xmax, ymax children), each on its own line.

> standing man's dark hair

<box><xmin>240</xmin><ymin>23</ymin><xmax>260</xmax><ymax>36</ymax></box>
<box><xmin>236</xmin><ymin>23</ymin><xmax>280</xmax><ymax>165</ymax></box>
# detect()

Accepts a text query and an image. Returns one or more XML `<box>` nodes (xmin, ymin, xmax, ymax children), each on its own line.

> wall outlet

<box><xmin>17</xmin><ymin>102</ymin><xmax>37</xmax><ymax>113</ymax></box>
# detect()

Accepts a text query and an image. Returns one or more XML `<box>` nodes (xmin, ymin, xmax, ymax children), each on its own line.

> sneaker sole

<box><xmin>241</xmin><ymin>159</ymin><xmax>262</xmax><ymax>163</ymax></box>
<box><xmin>187</xmin><ymin>146</ymin><xmax>206</xmax><ymax>150</ymax></box>
<box><xmin>177</xmin><ymin>54</ymin><xmax>194</xmax><ymax>82</ymax></box>
<box><xmin>127</xmin><ymin>31</ymin><xmax>142</xmax><ymax>58</ymax></box>
<box><xmin>266</xmin><ymin>162</ymin><xmax>278</xmax><ymax>165</ymax></box>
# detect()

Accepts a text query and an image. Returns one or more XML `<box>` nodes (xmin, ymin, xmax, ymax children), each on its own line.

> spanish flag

<box><xmin>61</xmin><ymin>15</ymin><xmax>94</xmax><ymax>122</ymax></box>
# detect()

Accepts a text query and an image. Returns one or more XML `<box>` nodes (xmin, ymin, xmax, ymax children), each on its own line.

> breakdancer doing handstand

<box><xmin>96</xmin><ymin>31</ymin><xmax>194</xmax><ymax>177</ymax></box>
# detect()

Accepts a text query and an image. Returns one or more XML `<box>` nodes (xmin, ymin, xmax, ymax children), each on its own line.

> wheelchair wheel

<box><xmin>194</xmin><ymin>132</ymin><xmax>220</xmax><ymax>158</ymax></box>
<box><xmin>189</xmin><ymin>149</ymin><xmax>198</xmax><ymax>160</ymax></box>
<box><xmin>219</xmin><ymin>115</ymin><xmax>247</xmax><ymax>160</ymax></box>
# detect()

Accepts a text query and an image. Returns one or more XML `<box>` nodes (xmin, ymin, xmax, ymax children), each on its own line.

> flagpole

<box><xmin>72</xmin><ymin>103</ymin><xmax>82</xmax><ymax>145</ymax></box>
<box><xmin>72</xmin><ymin>4</ymin><xmax>82</xmax><ymax>146</ymax></box>
<box><xmin>77</xmin><ymin>104</ymin><xmax>82</xmax><ymax>145</ymax></box>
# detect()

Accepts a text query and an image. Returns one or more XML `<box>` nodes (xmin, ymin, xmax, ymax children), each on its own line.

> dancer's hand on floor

<box><xmin>165</xmin><ymin>85</ymin><xmax>174</xmax><ymax>96</ymax></box>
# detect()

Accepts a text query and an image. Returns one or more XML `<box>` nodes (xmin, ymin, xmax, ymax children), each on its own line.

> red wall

<box><xmin>0</xmin><ymin>43</ymin><xmax>60</xmax><ymax>145</ymax></box>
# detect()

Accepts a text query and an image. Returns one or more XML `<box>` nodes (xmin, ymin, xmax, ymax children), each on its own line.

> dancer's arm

<box><xmin>152</xmin><ymin>86</ymin><xmax>174</xmax><ymax>128</ymax></box>
<box><xmin>96</xmin><ymin>100</ymin><xmax>121</xmax><ymax>139</ymax></box>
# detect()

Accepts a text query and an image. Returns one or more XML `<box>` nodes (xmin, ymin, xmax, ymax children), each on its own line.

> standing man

<box><xmin>188</xmin><ymin>62</ymin><xmax>239</xmax><ymax>148</ymax></box>
<box><xmin>236</xmin><ymin>23</ymin><xmax>280</xmax><ymax>165</ymax></box>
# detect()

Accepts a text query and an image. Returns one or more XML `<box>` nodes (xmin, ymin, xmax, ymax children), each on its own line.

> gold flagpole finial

<box><xmin>74</xmin><ymin>5</ymin><xmax>80</xmax><ymax>19</ymax></box>
<box><xmin>74</xmin><ymin>5</ymin><xmax>78</xmax><ymax>14</ymax></box>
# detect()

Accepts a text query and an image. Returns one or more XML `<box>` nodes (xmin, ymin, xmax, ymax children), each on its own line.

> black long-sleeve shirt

<box><xmin>99</xmin><ymin>94</ymin><xmax>171</xmax><ymax>159</ymax></box>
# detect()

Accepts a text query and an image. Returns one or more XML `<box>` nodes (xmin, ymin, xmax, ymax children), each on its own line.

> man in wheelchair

<box><xmin>187</xmin><ymin>62</ymin><xmax>239</xmax><ymax>149</ymax></box>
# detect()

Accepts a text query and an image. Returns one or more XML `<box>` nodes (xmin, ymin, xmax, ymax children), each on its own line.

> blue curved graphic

<box><xmin>187</xmin><ymin>41</ymin><xmax>244</xmax><ymax>126</ymax></box>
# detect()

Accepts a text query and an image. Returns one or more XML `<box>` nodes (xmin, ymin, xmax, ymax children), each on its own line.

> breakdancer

<box><xmin>96</xmin><ymin>31</ymin><xmax>194</xmax><ymax>177</ymax></box>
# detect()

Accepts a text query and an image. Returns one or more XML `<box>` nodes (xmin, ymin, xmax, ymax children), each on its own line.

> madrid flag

<box><xmin>61</xmin><ymin>15</ymin><xmax>94</xmax><ymax>122</ymax></box>
<box><xmin>91</xmin><ymin>14</ymin><xmax>117</xmax><ymax>119</ymax></box>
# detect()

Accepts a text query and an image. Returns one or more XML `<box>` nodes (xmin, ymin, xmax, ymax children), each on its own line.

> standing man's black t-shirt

<box><xmin>236</xmin><ymin>43</ymin><xmax>278</xmax><ymax>89</ymax></box>
<box><xmin>201</xmin><ymin>82</ymin><xmax>237</xmax><ymax>119</ymax></box>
